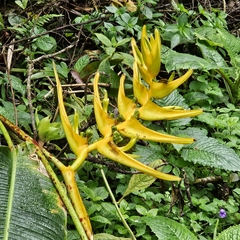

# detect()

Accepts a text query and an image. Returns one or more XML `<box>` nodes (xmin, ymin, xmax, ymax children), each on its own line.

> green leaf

<box><xmin>143</xmin><ymin>216</ymin><xmax>197</xmax><ymax>240</ymax></box>
<box><xmin>74</xmin><ymin>55</ymin><xmax>90</xmax><ymax>73</ymax></box>
<box><xmin>36</xmin><ymin>36</ymin><xmax>57</xmax><ymax>52</ymax></box>
<box><xmin>15</xmin><ymin>0</ymin><xmax>28</xmax><ymax>9</ymax></box>
<box><xmin>112</xmin><ymin>52</ymin><xmax>134</xmax><ymax>67</ymax></box>
<box><xmin>0</xmin><ymin>143</ymin><xmax>67</xmax><ymax>239</ymax></box>
<box><xmin>1</xmin><ymin>73</ymin><xmax>26</xmax><ymax>96</ymax></box>
<box><xmin>136</xmin><ymin>205</ymin><xmax>148</xmax><ymax>215</ymax></box>
<box><xmin>121</xmin><ymin>159</ymin><xmax>163</xmax><ymax>199</ymax></box>
<box><xmin>215</xmin><ymin>224</ymin><xmax>240</xmax><ymax>240</ymax></box>
<box><xmin>142</xmin><ymin>6</ymin><xmax>153</xmax><ymax>19</ymax></box>
<box><xmin>90</xmin><ymin>215</ymin><xmax>111</xmax><ymax>224</ymax></box>
<box><xmin>0</xmin><ymin>101</ymin><xmax>31</xmax><ymax>132</ymax></box>
<box><xmin>196</xmin><ymin>40</ymin><xmax>228</xmax><ymax>68</ymax></box>
<box><xmin>161</xmin><ymin>45</ymin><xmax>218</xmax><ymax>71</ymax></box>
<box><xmin>98</xmin><ymin>58</ymin><xmax>120</xmax><ymax>91</ymax></box>
<box><xmin>179</xmin><ymin>128</ymin><xmax>240</xmax><ymax>171</ymax></box>
<box><xmin>115</xmin><ymin>38</ymin><xmax>131</xmax><ymax>47</ymax></box>
<box><xmin>95</xmin><ymin>33</ymin><xmax>112</xmax><ymax>47</ymax></box>
<box><xmin>105</xmin><ymin>6</ymin><xmax>118</xmax><ymax>14</ymax></box>
<box><xmin>93</xmin><ymin>233</ymin><xmax>131</xmax><ymax>240</ymax></box>
<box><xmin>37</xmin><ymin>116</ymin><xmax>65</xmax><ymax>142</ymax></box>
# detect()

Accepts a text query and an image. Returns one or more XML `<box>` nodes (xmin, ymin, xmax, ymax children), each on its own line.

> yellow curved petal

<box><xmin>149</xmin><ymin>28</ymin><xmax>161</xmax><ymax>78</ymax></box>
<box><xmin>53</xmin><ymin>62</ymin><xmax>88</xmax><ymax>156</ymax></box>
<box><xmin>116</xmin><ymin>116</ymin><xmax>194</xmax><ymax>144</ymax></box>
<box><xmin>117</xmin><ymin>74</ymin><xmax>137</xmax><ymax>119</ymax></box>
<box><xmin>118</xmin><ymin>137</ymin><xmax>138</xmax><ymax>152</ymax></box>
<box><xmin>138</xmin><ymin>100</ymin><xmax>203</xmax><ymax>121</ymax></box>
<box><xmin>131</xmin><ymin>38</ymin><xmax>145</xmax><ymax>66</ymax></box>
<box><xmin>140</xmin><ymin>25</ymin><xmax>148</xmax><ymax>52</ymax></box>
<box><xmin>93</xmin><ymin>72</ymin><xmax>115</xmax><ymax>137</ymax></box>
<box><xmin>140</xmin><ymin>26</ymin><xmax>161</xmax><ymax>79</ymax></box>
<box><xmin>151</xmin><ymin>69</ymin><xmax>193</xmax><ymax>99</ymax></box>
<box><xmin>137</xmin><ymin>63</ymin><xmax>153</xmax><ymax>85</ymax></box>
<box><xmin>133</xmin><ymin>61</ymin><xmax>150</xmax><ymax>105</ymax></box>
<box><xmin>97</xmin><ymin>138</ymin><xmax>180</xmax><ymax>181</ymax></box>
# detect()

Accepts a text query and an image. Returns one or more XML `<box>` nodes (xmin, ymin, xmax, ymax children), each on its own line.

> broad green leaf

<box><xmin>15</xmin><ymin>0</ymin><xmax>28</xmax><ymax>9</ymax></box>
<box><xmin>115</xmin><ymin>38</ymin><xmax>131</xmax><ymax>47</ymax></box>
<box><xmin>8</xmin><ymin>14</ymin><xmax>25</xmax><ymax>26</ymax></box>
<box><xmin>136</xmin><ymin>205</ymin><xmax>148</xmax><ymax>215</ymax></box>
<box><xmin>0</xmin><ymin>143</ymin><xmax>67</xmax><ymax>240</ymax></box>
<box><xmin>95</xmin><ymin>33</ymin><xmax>112</xmax><ymax>47</ymax></box>
<box><xmin>79</xmin><ymin>61</ymin><xmax>100</xmax><ymax>79</ymax></box>
<box><xmin>142</xmin><ymin>6</ymin><xmax>152</xmax><ymax>19</ymax></box>
<box><xmin>98</xmin><ymin>58</ymin><xmax>120</xmax><ymax>91</ymax></box>
<box><xmin>161</xmin><ymin>45</ymin><xmax>218</xmax><ymax>71</ymax></box>
<box><xmin>196</xmin><ymin>40</ymin><xmax>228</xmax><ymax>68</ymax></box>
<box><xmin>195</xmin><ymin>27</ymin><xmax>240</xmax><ymax>67</ymax></box>
<box><xmin>143</xmin><ymin>216</ymin><xmax>197</xmax><ymax>240</ymax></box>
<box><xmin>90</xmin><ymin>215</ymin><xmax>111</xmax><ymax>224</ymax></box>
<box><xmin>0</xmin><ymin>101</ymin><xmax>31</xmax><ymax>132</ymax></box>
<box><xmin>215</xmin><ymin>224</ymin><xmax>240</xmax><ymax>240</ymax></box>
<box><xmin>94</xmin><ymin>233</ymin><xmax>131</xmax><ymax>240</ymax></box>
<box><xmin>179</xmin><ymin>127</ymin><xmax>240</xmax><ymax>171</ymax></box>
<box><xmin>112</xmin><ymin>52</ymin><xmax>134</xmax><ymax>67</ymax></box>
<box><xmin>74</xmin><ymin>55</ymin><xmax>90</xmax><ymax>73</ymax></box>
<box><xmin>121</xmin><ymin>159</ymin><xmax>164</xmax><ymax>199</ymax></box>
<box><xmin>36</xmin><ymin>36</ymin><xmax>57</xmax><ymax>52</ymax></box>
<box><xmin>0</xmin><ymin>73</ymin><xmax>26</xmax><ymax>96</ymax></box>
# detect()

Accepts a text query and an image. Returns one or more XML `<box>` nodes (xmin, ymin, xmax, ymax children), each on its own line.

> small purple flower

<box><xmin>219</xmin><ymin>208</ymin><xmax>227</xmax><ymax>218</ymax></box>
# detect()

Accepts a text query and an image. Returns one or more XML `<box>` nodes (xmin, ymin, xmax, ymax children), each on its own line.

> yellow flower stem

<box><xmin>62</xmin><ymin>166</ymin><xmax>93</xmax><ymax>240</ymax></box>
<box><xmin>100</xmin><ymin>167</ymin><xmax>137</xmax><ymax>240</ymax></box>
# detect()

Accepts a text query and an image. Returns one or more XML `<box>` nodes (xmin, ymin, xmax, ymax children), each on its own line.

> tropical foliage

<box><xmin>0</xmin><ymin>1</ymin><xmax>240</xmax><ymax>240</ymax></box>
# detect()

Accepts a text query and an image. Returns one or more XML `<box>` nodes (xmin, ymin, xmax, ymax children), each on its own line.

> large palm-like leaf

<box><xmin>0</xmin><ymin>143</ymin><xmax>67</xmax><ymax>240</ymax></box>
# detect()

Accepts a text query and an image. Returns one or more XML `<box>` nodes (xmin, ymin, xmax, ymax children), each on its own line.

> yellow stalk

<box><xmin>62</xmin><ymin>166</ymin><xmax>93</xmax><ymax>240</ymax></box>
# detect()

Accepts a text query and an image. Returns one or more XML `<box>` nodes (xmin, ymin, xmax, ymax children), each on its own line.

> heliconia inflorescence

<box><xmin>53</xmin><ymin>25</ymin><xmax>203</xmax><ymax>240</ymax></box>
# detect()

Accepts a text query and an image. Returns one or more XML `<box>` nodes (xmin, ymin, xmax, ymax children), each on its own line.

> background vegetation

<box><xmin>1</xmin><ymin>0</ymin><xmax>240</xmax><ymax>239</ymax></box>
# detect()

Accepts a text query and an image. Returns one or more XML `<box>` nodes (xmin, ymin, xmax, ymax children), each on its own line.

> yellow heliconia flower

<box><xmin>131</xmin><ymin>26</ymin><xmax>161</xmax><ymax>85</ymax></box>
<box><xmin>121</xmin><ymin>63</ymin><xmax>203</xmax><ymax>121</ymax></box>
